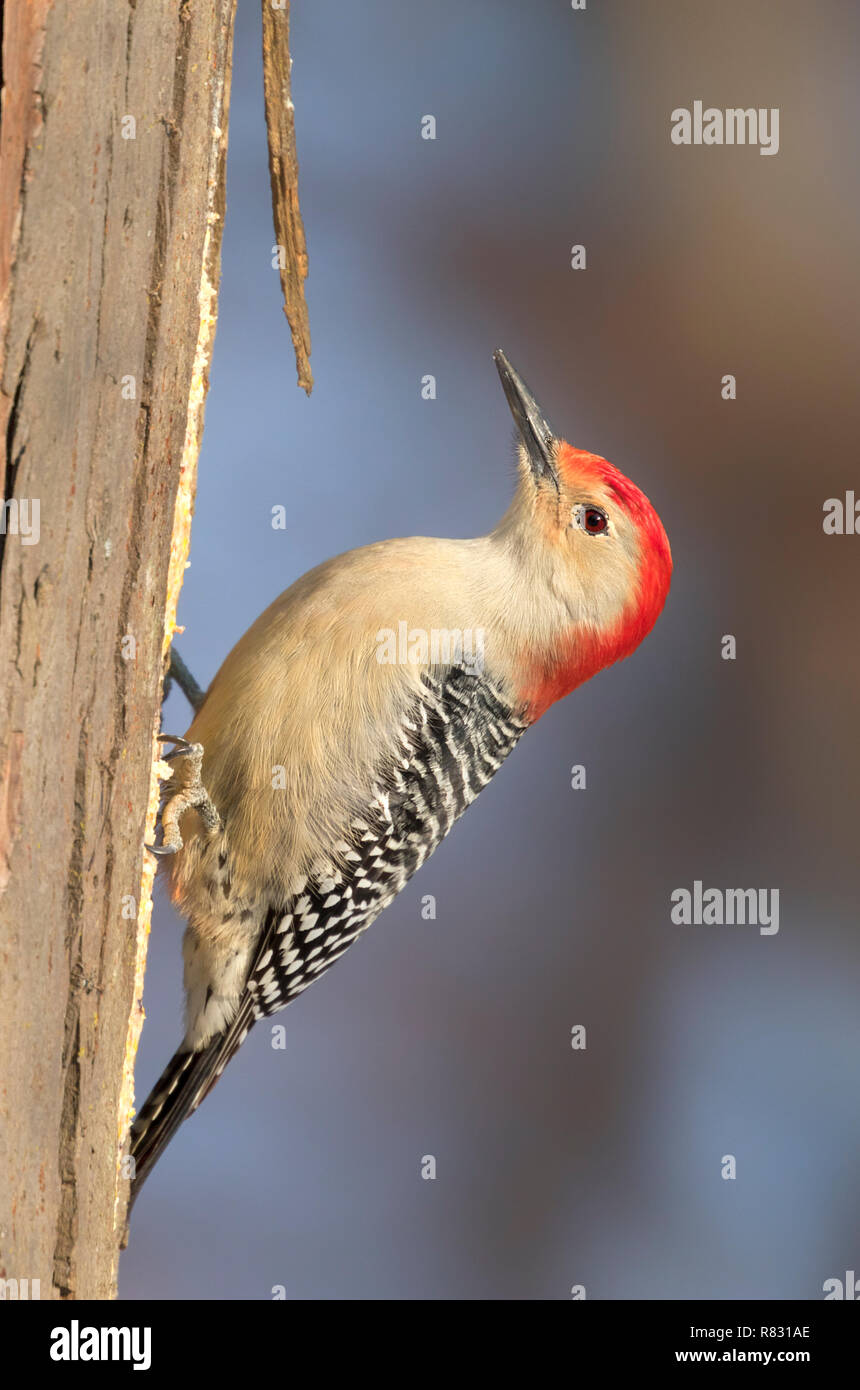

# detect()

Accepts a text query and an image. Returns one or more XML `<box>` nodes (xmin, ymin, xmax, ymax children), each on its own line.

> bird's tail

<box><xmin>128</xmin><ymin>1006</ymin><xmax>256</xmax><ymax>1211</ymax></box>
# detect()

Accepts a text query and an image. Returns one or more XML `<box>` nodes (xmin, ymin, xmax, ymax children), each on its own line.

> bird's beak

<box><xmin>493</xmin><ymin>349</ymin><xmax>559</xmax><ymax>491</ymax></box>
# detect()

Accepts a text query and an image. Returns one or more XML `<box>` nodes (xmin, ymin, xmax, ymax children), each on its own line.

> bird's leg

<box><xmin>164</xmin><ymin>650</ymin><xmax>206</xmax><ymax>713</ymax></box>
<box><xmin>147</xmin><ymin>735</ymin><xmax>222</xmax><ymax>857</ymax></box>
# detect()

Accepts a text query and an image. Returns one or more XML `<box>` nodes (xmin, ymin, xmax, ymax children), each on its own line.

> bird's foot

<box><xmin>146</xmin><ymin>735</ymin><xmax>222</xmax><ymax>857</ymax></box>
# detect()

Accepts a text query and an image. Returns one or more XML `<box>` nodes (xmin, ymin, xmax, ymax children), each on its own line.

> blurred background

<box><xmin>121</xmin><ymin>0</ymin><xmax>860</xmax><ymax>1298</ymax></box>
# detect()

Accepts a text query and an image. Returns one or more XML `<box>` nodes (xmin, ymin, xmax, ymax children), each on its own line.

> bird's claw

<box><xmin>156</xmin><ymin>734</ymin><xmax>196</xmax><ymax>759</ymax></box>
<box><xmin>145</xmin><ymin>733</ymin><xmax>221</xmax><ymax>857</ymax></box>
<box><xmin>145</xmin><ymin>839</ymin><xmax>178</xmax><ymax>857</ymax></box>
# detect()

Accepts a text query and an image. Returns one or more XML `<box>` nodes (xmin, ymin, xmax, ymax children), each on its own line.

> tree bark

<box><xmin>262</xmin><ymin>0</ymin><xmax>312</xmax><ymax>393</ymax></box>
<box><xmin>0</xmin><ymin>0</ymin><xmax>237</xmax><ymax>1300</ymax></box>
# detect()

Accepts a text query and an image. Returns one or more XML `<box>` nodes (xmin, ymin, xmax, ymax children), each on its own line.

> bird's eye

<box><xmin>573</xmin><ymin>504</ymin><xmax>609</xmax><ymax>536</ymax></box>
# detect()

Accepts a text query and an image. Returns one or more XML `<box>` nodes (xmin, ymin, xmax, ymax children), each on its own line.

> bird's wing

<box><xmin>240</xmin><ymin>665</ymin><xmax>528</xmax><ymax>1022</ymax></box>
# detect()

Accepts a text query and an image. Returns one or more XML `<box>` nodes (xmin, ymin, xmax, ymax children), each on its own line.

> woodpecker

<box><xmin>129</xmin><ymin>351</ymin><xmax>672</xmax><ymax>1206</ymax></box>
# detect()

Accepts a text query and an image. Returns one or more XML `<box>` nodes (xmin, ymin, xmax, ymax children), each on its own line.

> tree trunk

<box><xmin>0</xmin><ymin>0</ymin><xmax>237</xmax><ymax>1300</ymax></box>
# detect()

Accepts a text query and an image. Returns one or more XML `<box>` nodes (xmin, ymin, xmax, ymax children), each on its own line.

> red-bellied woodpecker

<box><xmin>129</xmin><ymin>351</ymin><xmax>672</xmax><ymax>1205</ymax></box>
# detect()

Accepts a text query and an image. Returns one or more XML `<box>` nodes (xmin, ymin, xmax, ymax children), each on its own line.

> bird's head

<box><xmin>492</xmin><ymin>350</ymin><xmax>672</xmax><ymax>720</ymax></box>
